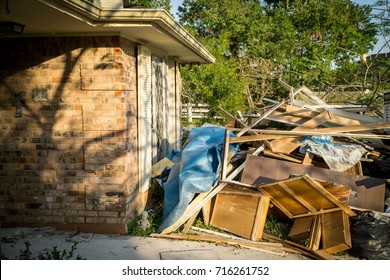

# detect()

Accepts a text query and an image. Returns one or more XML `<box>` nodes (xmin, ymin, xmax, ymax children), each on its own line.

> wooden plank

<box><xmin>312</xmin><ymin>250</ymin><xmax>336</xmax><ymax>260</ymax></box>
<box><xmin>302</xmin><ymin>152</ymin><xmax>314</xmax><ymax>166</ymax></box>
<box><xmin>221</xmin><ymin>128</ymin><xmax>231</xmax><ymax>180</ymax></box>
<box><xmin>303</xmin><ymin>176</ymin><xmax>356</xmax><ymax>217</ymax></box>
<box><xmin>229</xmin><ymin>134</ymin><xmax>293</xmax><ymax>143</ymax></box>
<box><xmin>278</xmin><ymin>80</ymin><xmax>382</xmax><ymax>123</ymax></box>
<box><xmin>291</xmin><ymin>208</ymin><xmax>348</xmax><ymax>219</ymax></box>
<box><xmin>309</xmin><ymin>215</ymin><xmax>322</xmax><ymax>251</ymax></box>
<box><xmin>251</xmin><ymin>195</ymin><xmax>270</xmax><ymax>241</ymax></box>
<box><xmin>321</xmin><ymin>211</ymin><xmax>352</xmax><ymax>254</ymax></box>
<box><xmin>262</xmin><ymin>150</ymin><xmax>302</xmax><ymax>163</ymax></box>
<box><xmin>201</xmin><ymin>199</ymin><xmax>213</xmax><ymax>225</ymax></box>
<box><xmin>182</xmin><ymin>209</ymin><xmax>200</xmax><ymax>234</ymax></box>
<box><xmin>267</xmin><ymin>111</ymin><xmax>332</xmax><ymax>154</ymax></box>
<box><xmin>152</xmin><ymin>232</ymin><xmax>289</xmax><ymax>256</ymax></box>
<box><xmin>236</xmin><ymin>100</ymin><xmax>286</xmax><ymax>137</ymax></box>
<box><xmin>227</xmin><ymin>127</ymin><xmax>390</xmax><ymax>139</ymax></box>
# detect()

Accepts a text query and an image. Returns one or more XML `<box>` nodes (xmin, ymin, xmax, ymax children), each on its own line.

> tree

<box><xmin>122</xmin><ymin>0</ymin><xmax>171</xmax><ymax>11</ymax></box>
<box><xmin>178</xmin><ymin>0</ymin><xmax>378</xmax><ymax>117</ymax></box>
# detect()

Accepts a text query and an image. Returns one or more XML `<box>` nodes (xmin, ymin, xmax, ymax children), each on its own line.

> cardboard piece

<box><xmin>241</xmin><ymin>155</ymin><xmax>385</xmax><ymax>212</ymax></box>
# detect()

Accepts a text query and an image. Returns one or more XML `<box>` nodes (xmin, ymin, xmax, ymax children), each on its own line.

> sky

<box><xmin>170</xmin><ymin>0</ymin><xmax>389</xmax><ymax>55</ymax></box>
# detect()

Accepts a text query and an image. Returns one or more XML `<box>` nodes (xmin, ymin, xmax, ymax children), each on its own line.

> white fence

<box><xmin>182</xmin><ymin>103</ymin><xmax>210</xmax><ymax>122</ymax></box>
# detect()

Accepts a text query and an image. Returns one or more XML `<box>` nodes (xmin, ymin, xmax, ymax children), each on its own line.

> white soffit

<box><xmin>0</xmin><ymin>0</ymin><xmax>215</xmax><ymax>64</ymax></box>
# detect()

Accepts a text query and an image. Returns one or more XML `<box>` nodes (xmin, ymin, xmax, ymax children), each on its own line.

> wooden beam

<box><xmin>227</xmin><ymin>127</ymin><xmax>390</xmax><ymax>139</ymax></box>
<box><xmin>236</xmin><ymin>100</ymin><xmax>286</xmax><ymax>137</ymax></box>
<box><xmin>267</xmin><ymin>111</ymin><xmax>332</xmax><ymax>154</ymax></box>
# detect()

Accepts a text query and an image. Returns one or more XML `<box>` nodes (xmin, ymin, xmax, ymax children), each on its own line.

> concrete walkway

<box><xmin>0</xmin><ymin>227</ymin><xmax>306</xmax><ymax>260</ymax></box>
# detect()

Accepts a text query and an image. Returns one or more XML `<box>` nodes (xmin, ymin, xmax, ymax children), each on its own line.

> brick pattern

<box><xmin>0</xmin><ymin>36</ymin><xmax>145</xmax><ymax>233</ymax></box>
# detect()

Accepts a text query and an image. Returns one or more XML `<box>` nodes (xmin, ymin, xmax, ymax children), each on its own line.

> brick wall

<box><xmin>0</xmin><ymin>36</ymin><xmax>146</xmax><ymax>233</ymax></box>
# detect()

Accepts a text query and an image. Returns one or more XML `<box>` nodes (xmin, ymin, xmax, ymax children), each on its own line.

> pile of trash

<box><xmin>151</xmin><ymin>81</ymin><xmax>390</xmax><ymax>260</ymax></box>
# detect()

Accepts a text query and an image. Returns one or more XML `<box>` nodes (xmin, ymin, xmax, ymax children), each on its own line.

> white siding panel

<box><xmin>137</xmin><ymin>45</ymin><xmax>152</xmax><ymax>193</ymax></box>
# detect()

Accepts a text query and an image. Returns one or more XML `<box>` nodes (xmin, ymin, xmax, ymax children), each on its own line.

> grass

<box><xmin>264</xmin><ymin>216</ymin><xmax>291</xmax><ymax>239</ymax></box>
<box><xmin>127</xmin><ymin>180</ymin><xmax>164</xmax><ymax>237</ymax></box>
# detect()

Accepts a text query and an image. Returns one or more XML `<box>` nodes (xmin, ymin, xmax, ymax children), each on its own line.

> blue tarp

<box><xmin>157</xmin><ymin>125</ymin><xmax>238</xmax><ymax>233</ymax></box>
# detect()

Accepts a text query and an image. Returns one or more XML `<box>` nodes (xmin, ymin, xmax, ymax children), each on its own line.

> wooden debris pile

<box><xmin>152</xmin><ymin>81</ymin><xmax>390</xmax><ymax>260</ymax></box>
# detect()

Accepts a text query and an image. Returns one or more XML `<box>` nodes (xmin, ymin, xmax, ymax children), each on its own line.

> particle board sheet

<box><xmin>240</xmin><ymin>155</ymin><xmax>385</xmax><ymax>212</ymax></box>
<box><xmin>209</xmin><ymin>187</ymin><xmax>270</xmax><ymax>241</ymax></box>
<box><xmin>255</xmin><ymin>175</ymin><xmax>356</xmax><ymax>218</ymax></box>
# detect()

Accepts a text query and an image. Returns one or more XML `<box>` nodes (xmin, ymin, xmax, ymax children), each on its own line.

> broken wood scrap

<box><xmin>227</xmin><ymin>127</ymin><xmax>390</xmax><ymax>140</ymax></box>
<box><xmin>151</xmin><ymin>232</ymin><xmax>294</xmax><ymax>257</ymax></box>
<box><xmin>236</xmin><ymin>100</ymin><xmax>286</xmax><ymax>137</ymax></box>
<box><xmin>278</xmin><ymin>80</ymin><xmax>382</xmax><ymax>124</ymax></box>
<box><xmin>262</xmin><ymin>150</ymin><xmax>302</xmax><ymax>163</ymax></box>
<box><xmin>266</xmin><ymin>110</ymin><xmax>333</xmax><ymax>154</ymax></box>
<box><xmin>261</xmin><ymin>232</ymin><xmax>334</xmax><ymax>260</ymax></box>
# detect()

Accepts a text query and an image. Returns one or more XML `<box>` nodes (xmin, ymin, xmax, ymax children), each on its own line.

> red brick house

<box><xmin>0</xmin><ymin>0</ymin><xmax>214</xmax><ymax>233</ymax></box>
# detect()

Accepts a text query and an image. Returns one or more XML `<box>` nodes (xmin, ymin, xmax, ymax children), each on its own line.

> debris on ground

<box><xmin>152</xmin><ymin>81</ymin><xmax>390</xmax><ymax>260</ymax></box>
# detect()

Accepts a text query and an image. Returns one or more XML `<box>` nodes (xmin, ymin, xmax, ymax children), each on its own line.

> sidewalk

<box><xmin>0</xmin><ymin>227</ymin><xmax>306</xmax><ymax>260</ymax></box>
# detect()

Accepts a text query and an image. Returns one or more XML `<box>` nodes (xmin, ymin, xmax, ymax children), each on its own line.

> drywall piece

<box><xmin>241</xmin><ymin>155</ymin><xmax>385</xmax><ymax>212</ymax></box>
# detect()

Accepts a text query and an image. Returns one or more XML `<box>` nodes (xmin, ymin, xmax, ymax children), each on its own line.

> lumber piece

<box><xmin>302</xmin><ymin>152</ymin><xmax>314</xmax><ymax>165</ymax></box>
<box><xmin>151</xmin><ymin>232</ymin><xmax>292</xmax><ymax>257</ymax></box>
<box><xmin>182</xmin><ymin>209</ymin><xmax>201</xmax><ymax>234</ymax></box>
<box><xmin>190</xmin><ymin>226</ymin><xmax>287</xmax><ymax>250</ymax></box>
<box><xmin>262</xmin><ymin>232</ymin><xmax>325</xmax><ymax>260</ymax></box>
<box><xmin>219</xmin><ymin>107</ymin><xmax>246</xmax><ymax>128</ymax></box>
<box><xmin>236</xmin><ymin>100</ymin><xmax>286</xmax><ymax>137</ymax></box>
<box><xmin>267</xmin><ymin>110</ymin><xmax>332</xmax><ymax>153</ymax></box>
<box><xmin>262</xmin><ymin>150</ymin><xmax>302</xmax><ymax>163</ymax></box>
<box><xmin>227</xmin><ymin>127</ymin><xmax>390</xmax><ymax>139</ymax></box>
<box><xmin>279</xmin><ymin>79</ymin><xmax>382</xmax><ymax>123</ymax></box>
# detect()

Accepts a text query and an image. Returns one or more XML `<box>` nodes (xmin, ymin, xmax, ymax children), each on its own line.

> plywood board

<box><xmin>321</xmin><ymin>211</ymin><xmax>352</xmax><ymax>254</ymax></box>
<box><xmin>288</xmin><ymin>216</ymin><xmax>314</xmax><ymax>242</ymax></box>
<box><xmin>255</xmin><ymin>175</ymin><xmax>356</xmax><ymax>218</ymax></box>
<box><xmin>210</xmin><ymin>187</ymin><xmax>270</xmax><ymax>241</ymax></box>
<box><xmin>240</xmin><ymin>155</ymin><xmax>385</xmax><ymax>212</ymax></box>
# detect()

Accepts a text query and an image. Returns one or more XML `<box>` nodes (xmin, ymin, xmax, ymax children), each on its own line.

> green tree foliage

<box><xmin>123</xmin><ymin>0</ymin><xmax>171</xmax><ymax>11</ymax></box>
<box><xmin>178</xmin><ymin>0</ymin><xmax>378</xmax><ymax>116</ymax></box>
